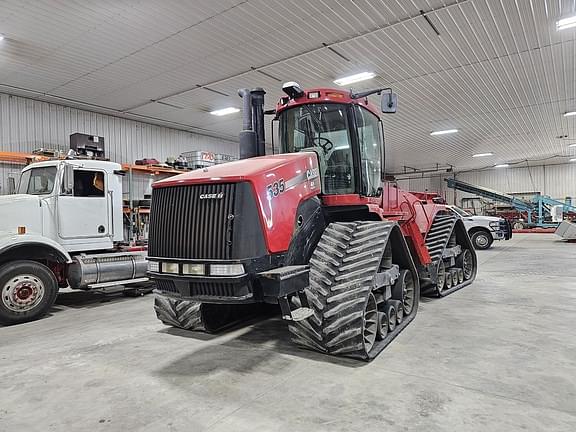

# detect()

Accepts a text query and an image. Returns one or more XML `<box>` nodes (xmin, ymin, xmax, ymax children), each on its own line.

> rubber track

<box><xmin>289</xmin><ymin>221</ymin><xmax>416</xmax><ymax>360</ymax></box>
<box><xmin>424</xmin><ymin>215</ymin><xmax>476</xmax><ymax>297</ymax></box>
<box><xmin>154</xmin><ymin>295</ymin><xmax>205</xmax><ymax>330</ymax></box>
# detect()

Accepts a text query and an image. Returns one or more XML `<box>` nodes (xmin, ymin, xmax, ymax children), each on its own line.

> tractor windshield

<box><xmin>18</xmin><ymin>166</ymin><xmax>58</xmax><ymax>195</ymax></box>
<box><xmin>279</xmin><ymin>103</ymin><xmax>354</xmax><ymax>194</ymax></box>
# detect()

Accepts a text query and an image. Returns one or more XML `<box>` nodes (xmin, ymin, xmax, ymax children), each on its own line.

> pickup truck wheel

<box><xmin>0</xmin><ymin>260</ymin><xmax>58</xmax><ymax>325</ymax></box>
<box><xmin>470</xmin><ymin>230</ymin><xmax>493</xmax><ymax>250</ymax></box>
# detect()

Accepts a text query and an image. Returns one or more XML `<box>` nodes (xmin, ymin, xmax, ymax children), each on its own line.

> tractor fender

<box><xmin>0</xmin><ymin>232</ymin><xmax>72</xmax><ymax>266</ymax></box>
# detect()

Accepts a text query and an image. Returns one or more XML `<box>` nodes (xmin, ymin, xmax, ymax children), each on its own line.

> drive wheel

<box><xmin>0</xmin><ymin>260</ymin><xmax>58</xmax><ymax>325</ymax></box>
<box><xmin>471</xmin><ymin>230</ymin><xmax>493</xmax><ymax>250</ymax></box>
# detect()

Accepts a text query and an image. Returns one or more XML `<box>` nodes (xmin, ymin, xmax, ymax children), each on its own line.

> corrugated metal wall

<box><xmin>396</xmin><ymin>163</ymin><xmax>576</xmax><ymax>207</ymax></box>
<box><xmin>0</xmin><ymin>93</ymin><xmax>238</xmax><ymax>198</ymax></box>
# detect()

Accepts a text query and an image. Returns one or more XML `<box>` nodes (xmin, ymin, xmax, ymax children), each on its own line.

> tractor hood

<box><xmin>152</xmin><ymin>152</ymin><xmax>322</xmax><ymax>254</ymax></box>
<box><xmin>0</xmin><ymin>194</ymin><xmax>44</xmax><ymax>236</ymax></box>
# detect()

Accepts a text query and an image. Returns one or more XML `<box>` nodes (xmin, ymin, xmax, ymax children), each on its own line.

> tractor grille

<box><xmin>149</xmin><ymin>183</ymin><xmax>236</xmax><ymax>259</ymax></box>
<box><xmin>189</xmin><ymin>282</ymin><xmax>238</xmax><ymax>297</ymax></box>
<box><xmin>155</xmin><ymin>279</ymin><xmax>178</xmax><ymax>294</ymax></box>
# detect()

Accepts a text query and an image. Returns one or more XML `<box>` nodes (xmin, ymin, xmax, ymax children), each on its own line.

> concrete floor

<box><xmin>1</xmin><ymin>234</ymin><xmax>576</xmax><ymax>431</ymax></box>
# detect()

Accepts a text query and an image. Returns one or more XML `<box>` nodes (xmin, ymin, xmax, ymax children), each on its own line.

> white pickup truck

<box><xmin>447</xmin><ymin>205</ymin><xmax>512</xmax><ymax>250</ymax></box>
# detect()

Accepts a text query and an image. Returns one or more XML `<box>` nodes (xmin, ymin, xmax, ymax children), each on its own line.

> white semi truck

<box><xmin>0</xmin><ymin>159</ymin><xmax>149</xmax><ymax>325</ymax></box>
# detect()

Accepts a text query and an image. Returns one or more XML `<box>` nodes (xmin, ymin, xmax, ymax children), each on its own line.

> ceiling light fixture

<box><xmin>571</xmin><ymin>159</ymin><xmax>576</xmax><ymax>162</ymax></box>
<box><xmin>0</xmin><ymin>34</ymin><xmax>4</xmax><ymax>41</ymax></box>
<box><xmin>556</xmin><ymin>15</ymin><xmax>576</xmax><ymax>31</ymax></box>
<box><xmin>430</xmin><ymin>129</ymin><xmax>458</xmax><ymax>136</ymax></box>
<box><xmin>472</xmin><ymin>152</ymin><xmax>493</xmax><ymax>157</ymax></box>
<box><xmin>569</xmin><ymin>143</ymin><xmax>576</xmax><ymax>148</ymax></box>
<box><xmin>333</xmin><ymin>72</ymin><xmax>376</xmax><ymax>86</ymax></box>
<box><xmin>564</xmin><ymin>111</ymin><xmax>576</xmax><ymax>117</ymax></box>
<box><xmin>209</xmin><ymin>107</ymin><xmax>240</xmax><ymax>116</ymax></box>
<box><xmin>495</xmin><ymin>164</ymin><xmax>509</xmax><ymax>168</ymax></box>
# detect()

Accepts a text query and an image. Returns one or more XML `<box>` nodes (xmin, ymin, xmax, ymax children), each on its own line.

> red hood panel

<box><xmin>153</xmin><ymin>154</ymin><xmax>314</xmax><ymax>188</ymax></box>
<box><xmin>153</xmin><ymin>153</ymin><xmax>321</xmax><ymax>254</ymax></box>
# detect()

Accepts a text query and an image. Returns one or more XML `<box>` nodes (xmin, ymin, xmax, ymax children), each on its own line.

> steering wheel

<box><xmin>312</xmin><ymin>137</ymin><xmax>334</xmax><ymax>155</ymax></box>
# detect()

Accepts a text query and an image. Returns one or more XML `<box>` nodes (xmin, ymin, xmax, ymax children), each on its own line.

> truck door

<box><xmin>57</xmin><ymin>168</ymin><xmax>110</xmax><ymax>240</ymax></box>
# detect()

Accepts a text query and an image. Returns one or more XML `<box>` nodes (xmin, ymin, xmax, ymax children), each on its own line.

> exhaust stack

<box><xmin>238</xmin><ymin>88</ymin><xmax>266</xmax><ymax>159</ymax></box>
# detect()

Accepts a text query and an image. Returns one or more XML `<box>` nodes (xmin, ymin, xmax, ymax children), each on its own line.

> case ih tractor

<box><xmin>147</xmin><ymin>83</ymin><xmax>477</xmax><ymax>360</ymax></box>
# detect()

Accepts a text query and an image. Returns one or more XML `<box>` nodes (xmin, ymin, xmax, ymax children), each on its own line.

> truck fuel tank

<box><xmin>68</xmin><ymin>251</ymin><xmax>148</xmax><ymax>289</ymax></box>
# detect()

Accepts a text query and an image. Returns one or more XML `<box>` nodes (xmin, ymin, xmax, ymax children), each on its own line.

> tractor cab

<box><xmin>276</xmin><ymin>83</ymin><xmax>397</xmax><ymax>198</ymax></box>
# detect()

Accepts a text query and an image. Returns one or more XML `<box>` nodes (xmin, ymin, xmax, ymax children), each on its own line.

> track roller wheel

<box><xmin>388</xmin><ymin>299</ymin><xmax>403</xmax><ymax>324</ymax></box>
<box><xmin>392</xmin><ymin>269</ymin><xmax>416</xmax><ymax>316</ymax></box>
<box><xmin>457</xmin><ymin>268</ymin><xmax>464</xmax><ymax>284</ymax></box>
<box><xmin>377</xmin><ymin>312</ymin><xmax>389</xmax><ymax>340</ymax></box>
<box><xmin>450</xmin><ymin>269</ymin><xmax>459</xmax><ymax>286</ymax></box>
<box><xmin>458</xmin><ymin>249</ymin><xmax>474</xmax><ymax>280</ymax></box>
<box><xmin>386</xmin><ymin>303</ymin><xmax>397</xmax><ymax>331</ymax></box>
<box><xmin>444</xmin><ymin>271</ymin><xmax>453</xmax><ymax>290</ymax></box>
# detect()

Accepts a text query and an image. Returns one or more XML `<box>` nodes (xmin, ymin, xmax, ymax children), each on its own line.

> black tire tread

<box><xmin>289</xmin><ymin>221</ymin><xmax>393</xmax><ymax>358</ymax></box>
<box><xmin>154</xmin><ymin>295</ymin><xmax>205</xmax><ymax>330</ymax></box>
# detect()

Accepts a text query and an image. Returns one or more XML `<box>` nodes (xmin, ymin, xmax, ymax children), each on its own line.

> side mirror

<box><xmin>62</xmin><ymin>163</ymin><xmax>74</xmax><ymax>195</ymax></box>
<box><xmin>381</xmin><ymin>92</ymin><xmax>398</xmax><ymax>113</ymax></box>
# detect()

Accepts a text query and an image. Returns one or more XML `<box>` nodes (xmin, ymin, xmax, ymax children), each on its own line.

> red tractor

<box><xmin>148</xmin><ymin>83</ymin><xmax>477</xmax><ymax>360</ymax></box>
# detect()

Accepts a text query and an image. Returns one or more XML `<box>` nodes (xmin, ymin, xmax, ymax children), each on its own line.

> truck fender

<box><xmin>0</xmin><ymin>233</ymin><xmax>73</xmax><ymax>266</ymax></box>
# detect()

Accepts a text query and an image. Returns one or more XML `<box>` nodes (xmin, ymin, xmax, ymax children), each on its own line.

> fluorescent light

<box><xmin>569</xmin><ymin>144</ymin><xmax>576</xmax><ymax>148</ymax></box>
<box><xmin>210</xmin><ymin>107</ymin><xmax>240</xmax><ymax>116</ymax></box>
<box><xmin>557</xmin><ymin>15</ymin><xmax>576</xmax><ymax>31</ymax></box>
<box><xmin>472</xmin><ymin>152</ymin><xmax>493</xmax><ymax>157</ymax></box>
<box><xmin>333</xmin><ymin>72</ymin><xmax>375</xmax><ymax>86</ymax></box>
<box><xmin>564</xmin><ymin>111</ymin><xmax>576</xmax><ymax>117</ymax></box>
<box><xmin>571</xmin><ymin>159</ymin><xmax>576</xmax><ymax>162</ymax></box>
<box><xmin>430</xmin><ymin>129</ymin><xmax>458</xmax><ymax>136</ymax></box>
<box><xmin>0</xmin><ymin>34</ymin><xmax>4</xmax><ymax>41</ymax></box>
<box><xmin>495</xmin><ymin>164</ymin><xmax>509</xmax><ymax>168</ymax></box>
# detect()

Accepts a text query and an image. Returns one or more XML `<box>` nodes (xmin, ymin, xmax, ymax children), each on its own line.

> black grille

<box><xmin>156</xmin><ymin>279</ymin><xmax>178</xmax><ymax>294</ymax></box>
<box><xmin>149</xmin><ymin>183</ymin><xmax>236</xmax><ymax>259</ymax></box>
<box><xmin>189</xmin><ymin>282</ymin><xmax>238</xmax><ymax>297</ymax></box>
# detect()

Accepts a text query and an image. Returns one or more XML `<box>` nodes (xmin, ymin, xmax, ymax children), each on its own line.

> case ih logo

<box><xmin>199</xmin><ymin>192</ymin><xmax>224</xmax><ymax>200</ymax></box>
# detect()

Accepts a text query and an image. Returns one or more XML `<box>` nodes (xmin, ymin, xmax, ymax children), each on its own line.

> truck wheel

<box><xmin>470</xmin><ymin>230</ymin><xmax>493</xmax><ymax>250</ymax></box>
<box><xmin>0</xmin><ymin>260</ymin><xmax>58</xmax><ymax>325</ymax></box>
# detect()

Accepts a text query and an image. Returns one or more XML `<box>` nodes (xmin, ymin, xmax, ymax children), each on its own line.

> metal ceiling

<box><xmin>0</xmin><ymin>0</ymin><xmax>575</xmax><ymax>171</ymax></box>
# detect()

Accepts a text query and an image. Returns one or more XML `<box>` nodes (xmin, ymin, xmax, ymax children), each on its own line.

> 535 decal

<box><xmin>267</xmin><ymin>179</ymin><xmax>285</xmax><ymax>199</ymax></box>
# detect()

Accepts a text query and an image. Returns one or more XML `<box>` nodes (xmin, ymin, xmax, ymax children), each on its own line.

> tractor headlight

<box><xmin>210</xmin><ymin>264</ymin><xmax>245</xmax><ymax>276</ymax></box>
<box><xmin>161</xmin><ymin>262</ymin><xmax>179</xmax><ymax>274</ymax></box>
<box><xmin>147</xmin><ymin>261</ymin><xmax>160</xmax><ymax>273</ymax></box>
<box><xmin>182</xmin><ymin>263</ymin><xmax>205</xmax><ymax>275</ymax></box>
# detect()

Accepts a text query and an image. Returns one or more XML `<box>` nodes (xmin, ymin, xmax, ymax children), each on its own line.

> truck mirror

<box><xmin>62</xmin><ymin>163</ymin><xmax>74</xmax><ymax>195</ymax></box>
<box><xmin>381</xmin><ymin>92</ymin><xmax>398</xmax><ymax>113</ymax></box>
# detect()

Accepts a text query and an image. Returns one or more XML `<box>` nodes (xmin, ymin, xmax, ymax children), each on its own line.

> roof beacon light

<box><xmin>282</xmin><ymin>82</ymin><xmax>305</xmax><ymax>99</ymax></box>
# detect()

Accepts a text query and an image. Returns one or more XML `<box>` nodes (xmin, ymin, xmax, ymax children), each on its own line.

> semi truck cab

<box><xmin>0</xmin><ymin>159</ymin><xmax>148</xmax><ymax>326</ymax></box>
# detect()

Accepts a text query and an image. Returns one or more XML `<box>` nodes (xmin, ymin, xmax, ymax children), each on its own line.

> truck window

<box><xmin>18</xmin><ymin>166</ymin><xmax>57</xmax><ymax>195</ymax></box>
<box><xmin>73</xmin><ymin>170</ymin><xmax>105</xmax><ymax>197</ymax></box>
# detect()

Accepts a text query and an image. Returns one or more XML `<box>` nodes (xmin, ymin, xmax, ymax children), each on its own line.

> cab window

<box><xmin>18</xmin><ymin>166</ymin><xmax>57</xmax><ymax>195</ymax></box>
<box><xmin>354</xmin><ymin>106</ymin><xmax>383</xmax><ymax>197</ymax></box>
<box><xmin>73</xmin><ymin>170</ymin><xmax>105</xmax><ymax>197</ymax></box>
<box><xmin>280</xmin><ymin>103</ymin><xmax>354</xmax><ymax>195</ymax></box>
